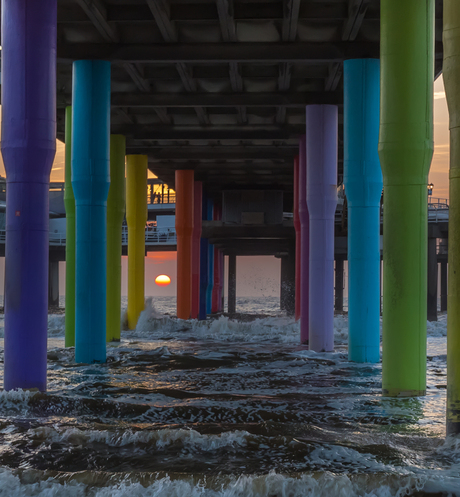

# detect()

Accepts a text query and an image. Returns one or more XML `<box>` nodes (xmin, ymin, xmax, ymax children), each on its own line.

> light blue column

<box><xmin>72</xmin><ymin>60</ymin><xmax>111</xmax><ymax>364</ymax></box>
<box><xmin>206</xmin><ymin>198</ymin><xmax>214</xmax><ymax>314</ymax></box>
<box><xmin>343</xmin><ymin>59</ymin><xmax>382</xmax><ymax>363</ymax></box>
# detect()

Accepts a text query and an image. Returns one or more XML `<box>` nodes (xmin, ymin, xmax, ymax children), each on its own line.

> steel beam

<box><xmin>57</xmin><ymin>41</ymin><xmax>381</xmax><ymax>64</ymax></box>
<box><xmin>127</xmin><ymin>146</ymin><xmax>297</xmax><ymax>161</ymax></box>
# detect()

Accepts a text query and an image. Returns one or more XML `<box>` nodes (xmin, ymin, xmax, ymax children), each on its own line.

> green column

<box><xmin>444</xmin><ymin>0</ymin><xmax>460</xmax><ymax>434</ymax></box>
<box><xmin>379</xmin><ymin>0</ymin><xmax>434</xmax><ymax>396</ymax></box>
<box><xmin>64</xmin><ymin>106</ymin><xmax>76</xmax><ymax>347</ymax></box>
<box><xmin>106</xmin><ymin>135</ymin><xmax>126</xmax><ymax>342</ymax></box>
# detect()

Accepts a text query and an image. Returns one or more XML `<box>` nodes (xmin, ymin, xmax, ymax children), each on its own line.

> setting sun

<box><xmin>155</xmin><ymin>274</ymin><xmax>171</xmax><ymax>287</ymax></box>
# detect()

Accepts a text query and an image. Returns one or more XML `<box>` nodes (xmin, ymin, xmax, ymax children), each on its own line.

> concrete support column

<box><xmin>379</xmin><ymin>0</ymin><xmax>433</xmax><ymax>396</ymax></box>
<box><xmin>2</xmin><ymin>0</ymin><xmax>57</xmax><ymax>390</ymax></box>
<box><xmin>427</xmin><ymin>238</ymin><xmax>438</xmax><ymax>322</ymax></box>
<box><xmin>64</xmin><ymin>106</ymin><xmax>76</xmax><ymax>347</ymax></box>
<box><xmin>212</xmin><ymin>202</ymin><xmax>222</xmax><ymax>314</ymax></box>
<box><xmin>199</xmin><ymin>191</ymin><xmax>209</xmax><ymax>320</ymax></box>
<box><xmin>280</xmin><ymin>244</ymin><xmax>296</xmax><ymax>315</ymax></box>
<box><xmin>48</xmin><ymin>260</ymin><xmax>59</xmax><ymax>308</ymax></box>
<box><xmin>294</xmin><ymin>156</ymin><xmax>301</xmax><ymax>321</ymax></box>
<box><xmin>72</xmin><ymin>60</ymin><xmax>111</xmax><ymax>364</ymax></box>
<box><xmin>298</xmin><ymin>136</ymin><xmax>310</xmax><ymax>343</ymax></box>
<box><xmin>228</xmin><ymin>254</ymin><xmax>237</xmax><ymax>314</ymax></box>
<box><xmin>280</xmin><ymin>257</ymin><xmax>286</xmax><ymax>311</ymax></box>
<box><xmin>219</xmin><ymin>251</ymin><xmax>225</xmax><ymax>312</ymax></box>
<box><xmin>334</xmin><ymin>259</ymin><xmax>344</xmax><ymax>313</ymax></box>
<box><xmin>106</xmin><ymin>135</ymin><xmax>126</xmax><ymax>341</ymax></box>
<box><xmin>212</xmin><ymin>248</ymin><xmax>221</xmax><ymax>313</ymax></box>
<box><xmin>126</xmin><ymin>155</ymin><xmax>148</xmax><ymax>329</ymax></box>
<box><xmin>175</xmin><ymin>170</ymin><xmax>194</xmax><ymax>320</ymax></box>
<box><xmin>306</xmin><ymin>105</ymin><xmax>338</xmax><ymax>352</ymax></box>
<box><xmin>343</xmin><ymin>58</ymin><xmax>382</xmax><ymax>363</ymax></box>
<box><xmin>441</xmin><ymin>260</ymin><xmax>448</xmax><ymax>312</ymax></box>
<box><xmin>444</xmin><ymin>0</ymin><xmax>460</xmax><ymax>433</ymax></box>
<box><xmin>191</xmin><ymin>182</ymin><xmax>202</xmax><ymax>319</ymax></box>
<box><xmin>206</xmin><ymin>199</ymin><xmax>214</xmax><ymax>314</ymax></box>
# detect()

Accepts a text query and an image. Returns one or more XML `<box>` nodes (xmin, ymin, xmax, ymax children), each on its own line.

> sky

<box><xmin>430</xmin><ymin>76</ymin><xmax>449</xmax><ymax>198</ymax></box>
<box><xmin>0</xmin><ymin>78</ymin><xmax>451</xmax><ymax>297</ymax></box>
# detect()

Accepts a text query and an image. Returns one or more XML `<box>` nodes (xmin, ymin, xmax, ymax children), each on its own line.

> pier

<box><xmin>2</xmin><ymin>0</ymin><xmax>460</xmax><ymax>435</ymax></box>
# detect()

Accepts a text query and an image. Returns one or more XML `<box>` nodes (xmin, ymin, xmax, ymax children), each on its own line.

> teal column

<box><xmin>379</xmin><ymin>1</ymin><xmax>434</xmax><ymax>396</ymax></box>
<box><xmin>72</xmin><ymin>60</ymin><xmax>111</xmax><ymax>364</ymax></box>
<box><xmin>344</xmin><ymin>59</ymin><xmax>382</xmax><ymax>363</ymax></box>
<box><xmin>64</xmin><ymin>106</ymin><xmax>76</xmax><ymax>347</ymax></box>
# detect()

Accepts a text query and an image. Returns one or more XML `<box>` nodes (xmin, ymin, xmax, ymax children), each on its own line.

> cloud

<box><xmin>146</xmin><ymin>252</ymin><xmax>177</xmax><ymax>264</ymax></box>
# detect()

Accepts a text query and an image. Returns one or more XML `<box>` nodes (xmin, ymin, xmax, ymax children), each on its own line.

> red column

<box><xmin>191</xmin><ymin>182</ymin><xmax>202</xmax><ymax>318</ymax></box>
<box><xmin>175</xmin><ymin>170</ymin><xmax>194</xmax><ymax>319</ymax></box>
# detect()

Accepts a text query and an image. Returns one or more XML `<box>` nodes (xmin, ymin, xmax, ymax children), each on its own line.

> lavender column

<box><xmin>306</xmin><ymin>105</ymin><xmax>338</xmax><ymax>352</ymax></box>
<box><xmin>1</xmin><ymin>0</ymin><xmax>57</xmax><ymax>391</ymax></box>
<box><xmin>298</xmin><ymin>136</ymin><xmax>309</xmax><ymax>343</ymax></box>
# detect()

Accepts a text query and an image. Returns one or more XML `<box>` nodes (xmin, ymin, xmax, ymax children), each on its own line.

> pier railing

<box><xmin>428</xmin><ymin>197</ymin><xmax>449</xmax><ymax>223</ymax></box>
<box><xmin>0</xmin><ymin>226</ymin><xmax>178</xmax><ymax>247</ymax></box>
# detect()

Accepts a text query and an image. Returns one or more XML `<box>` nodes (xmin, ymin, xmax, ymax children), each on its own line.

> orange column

<box><xmin>175</xmin><ymin>170</ymin><xmax>194</xmax><ymax>319</ymax></box>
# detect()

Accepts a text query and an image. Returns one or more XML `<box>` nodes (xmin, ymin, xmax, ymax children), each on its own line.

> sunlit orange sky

<box><xmin>0</xmin><ymin>78</ymin><xmax>451</xmax><ymax>296</ymax></box>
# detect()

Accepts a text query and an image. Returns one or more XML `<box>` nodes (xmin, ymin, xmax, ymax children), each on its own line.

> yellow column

<box><xmin>126</xmin><ymin>155</ymin><xmax>148</xmax><ymax>329</ymax></box>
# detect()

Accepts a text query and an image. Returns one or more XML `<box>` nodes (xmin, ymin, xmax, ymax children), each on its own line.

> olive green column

<box><xmin>106</xmin><ymin>135</ymin><xmax>126</xmax><ymax>342</ymax></box>
<box><xmin>64</xmin><ymin>106</ymin><xmax>76</xmax><ymax>347</ymax></box>
<box><xmin>444</xmin><ymin>0</ymin><xmax>460</xmax><ymax>434</ymax></box>
<box><xmin>126</xmin><ymin>155</ymin><xmax>148</xmax><ymax>329</ymax></box>
<box><xmin>379</xmin><ymin>0</ymin><xmax>434</xmax><ymax>396</ymax></box>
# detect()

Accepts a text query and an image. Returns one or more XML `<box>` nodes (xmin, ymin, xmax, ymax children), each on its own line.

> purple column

<box><xmin>298</xmin><ymin>136</ymin><xmax>309</xmax><ymax>343</ymax></box>
<box><xmin>1</xmin><ymin>0</ymin><xmax>57</xmax><ymax>391</ymax></box>
<box><xmin>306</xmin><ymin>105</ymin><xmax>338</xmax><ymax>352</ymax></box>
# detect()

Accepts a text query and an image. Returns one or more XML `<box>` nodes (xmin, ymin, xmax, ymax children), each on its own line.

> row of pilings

<box><xmin>2</xmin><ymin>0</ymin><xmax>460</xmax><ymax>435</ymax></box>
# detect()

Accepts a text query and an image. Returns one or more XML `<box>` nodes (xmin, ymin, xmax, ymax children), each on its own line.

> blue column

<box><xmin>344</xmin><ymin>59</ymin><xmax>382</xmax><ymax>363</ymax></box>
<box><xmin>206</xmin><ymin>199</ymin><xmax>214</xmax><ymax>314</ymax></box>
<box><xmin>1</xmin><ymin>0</ymin><xmax>57</xmax><ymax>391</ymax></box>
<box><xmin>72</xmin><ymin>61</ymin><xmax>111</xmax><ymax>364</ymax></box>
<box><xmin>199</xmin><ymin>191</ymin><xmax>209</xmax><ymax>320</ymax></box>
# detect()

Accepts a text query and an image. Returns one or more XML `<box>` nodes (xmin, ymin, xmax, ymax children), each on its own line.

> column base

<box><xmin>382</xmin><ymin>388</ymin><xmax>426</xmax><ymax>397</ymax></box>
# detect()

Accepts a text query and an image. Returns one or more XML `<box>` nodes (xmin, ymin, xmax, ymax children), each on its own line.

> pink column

<box><xmin>299</xmin><ymin>136</ymin><xmax>309</xmax><ymax>343</ymax></box>
<box><xmin>191</xmin><ymin>182</ymin><xmax>202</xmax><ymax>319</ymax></box>
<box><xmin>294</xmin><ymin>156</ymin><xmax>301</xmax><ymax>321</ymax></box>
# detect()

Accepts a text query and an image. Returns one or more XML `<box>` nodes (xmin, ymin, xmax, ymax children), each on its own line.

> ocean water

<box><xmin>0</xmin><ymin>298</ymin><xmax>456</xmax><ymax>496</ymax></box>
